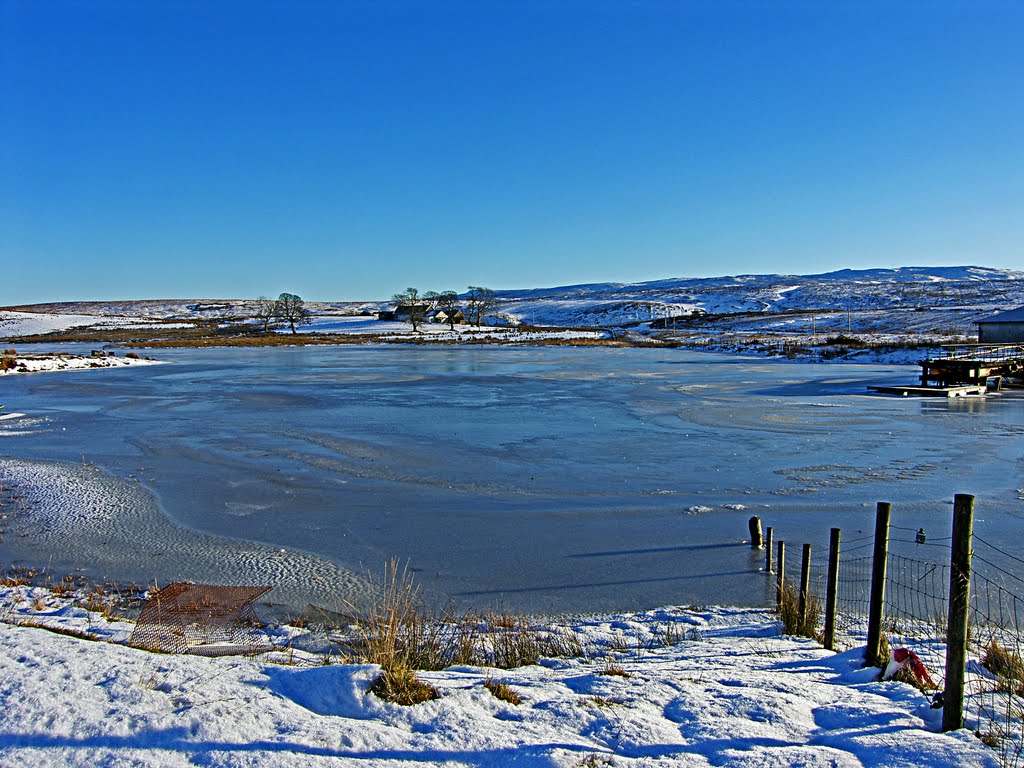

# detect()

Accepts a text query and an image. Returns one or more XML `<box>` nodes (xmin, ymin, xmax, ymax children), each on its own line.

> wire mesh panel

<box><xmin>964</xmin><ymin>538</ymin><xmax>1024</xmax><ymax>764</ymax></box>
<box><xmin>885</xmin><ymin>555</ymin><xmax>950</xmax><ymax>642</ymax></box>
<box><xmin>130</xmin><ymin>583</ymin><xmax>273</xmax><ymax>656</ymax></box>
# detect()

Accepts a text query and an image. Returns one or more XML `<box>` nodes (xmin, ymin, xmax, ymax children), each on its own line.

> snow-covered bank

<box><xmin>0</xmin><ymin>351</ymin><xmax>161</xmax><ymax>375</ymax></box>
<box><xmin>666</xmin><ymin>337</ymin><xmax>941</xmax><ymax>366</ymax></box>
<box><xmin>0</xmin><ymin>587</ymin><xmax>999</xmax><ymax>768</ymax></box>
<box><xmin>300</xmin><ymin>316</ymin><xmax>609</xmax><ymax>343</ymax></box>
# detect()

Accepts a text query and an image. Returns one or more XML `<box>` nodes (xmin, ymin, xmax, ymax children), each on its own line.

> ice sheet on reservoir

<box><xmin>1</xmin><ymin>345</ymin><xmax>1022</xmax><ymax>612</ymax></box>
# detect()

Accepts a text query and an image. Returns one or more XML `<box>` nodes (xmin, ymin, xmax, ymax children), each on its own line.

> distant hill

<box><xmin>491</xmin><ymin>266</ymin><xmax>1024</xmax><ymax>327</ymax></box>
<box><xmin>3</xmin><ymin>266</ymin><xmax>1023</xmax><ymax>332</ymax></box>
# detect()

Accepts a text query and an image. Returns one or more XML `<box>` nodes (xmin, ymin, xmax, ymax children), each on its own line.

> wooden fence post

<box><xmin>799</xmin><ymin>543</ymin><xmax>812</xmax><ymax>628</ymax></box>
<box><xmin>748</xmin><ymin>516</ymin><xmax>763</xmax><ymax>548</ymax></box>
<box><xmin>943</xmin><ymin>494</ymin><xmax>975</xmax><ymax>732</ymax></box>
<box><xmin>765</xmin><ymin>527</ymin><xmax>774</xmax><ymax>573</ymax></box>
<box><xmin>866</xmin><ymin>501</ymin><xmax>892</xmax><ymax>667</ymax></box>
<box><xmin>824</xmin><ymin>527</ymin><xmax>841</xmax><ymax>651</ymax></box>
<box><xmin>776</xmin><ymin>541</ymin><xmax>786</xmax><ymax>611</ymax></box>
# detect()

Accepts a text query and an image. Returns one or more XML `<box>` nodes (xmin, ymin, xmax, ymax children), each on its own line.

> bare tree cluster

<box><xmin>465</xmin><ymin>286</ymin><xmax>496</xmax><ymax>328</ymax></box>
<box><xmin>253</xmin><ymin>292</ymin><xmax>311</xmax><ymax>335</ymax></box>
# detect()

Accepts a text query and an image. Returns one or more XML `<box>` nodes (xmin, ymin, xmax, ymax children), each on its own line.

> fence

<box><xmin>757</xmin><ymin>495</ymin><xmax>1024</xmax><ymax>766</ymax></box>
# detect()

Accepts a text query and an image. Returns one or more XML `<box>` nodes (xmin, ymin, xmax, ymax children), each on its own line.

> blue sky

<box><xmin>2</xmin><ymin>1</ymin><xmax>1022</xmax><ymax>303</ymax></box>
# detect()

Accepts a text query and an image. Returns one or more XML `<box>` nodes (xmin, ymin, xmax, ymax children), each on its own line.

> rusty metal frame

<box><xmin>130</xmin><ymin>582</ymin><xmax>273</xmax><ymax>656</ymax></box>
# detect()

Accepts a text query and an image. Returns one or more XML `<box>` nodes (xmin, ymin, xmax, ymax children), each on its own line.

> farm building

<box><xmin>428</xmin><ymin>308</ymin><xmax>466</xmax><ymax>325</ymax></box>
<box><xmin>378</xmin><ymin>302</ymin><xmax>432</xmax><ymax>322</ymax></box>
<box><xmin>977</xmin><ymin>306</ymin><xmax>1024</xmax><ymax>343</ymax></box>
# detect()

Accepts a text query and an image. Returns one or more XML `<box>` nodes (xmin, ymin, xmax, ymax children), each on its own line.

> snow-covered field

<box><xmin>0</xmin><ymin>310</ymin><xmax>191</xmax><ymax>338</ymax></box>
<box><xmin>0</xmin><ymin>586</ymin><xmax>999</xmax><ymax>768</ymax></box>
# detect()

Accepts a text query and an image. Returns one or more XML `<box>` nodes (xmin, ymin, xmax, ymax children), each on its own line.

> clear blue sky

<box><xmin>2</xmin><ymin>1</ymin><xmax>1022</xmax><ymax>303</ymax></box>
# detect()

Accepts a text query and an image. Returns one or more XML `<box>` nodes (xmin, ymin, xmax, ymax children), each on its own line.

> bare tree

<box><xmin>425</xmin><ymin>290</ymin><xmax>461</xmax><ymax>330</ymax></box>
<box><xmin>393</xmin><ymin>287</ymin><xmax>427</xmax><ymax>332</ymax></box>
<box><xmin>253</xmin><ymin>296</ymin><xmax>278</xmax><ymax>334</ymax></box>
<box><xmin>465</xmin><ymin>286</ymin><xmax>497</xmax><ymax>328</ymax></box>
<box><xmin>274</xmin><ymin>292</ymin><xmax>311</xmax><ymax>334</ymax></box>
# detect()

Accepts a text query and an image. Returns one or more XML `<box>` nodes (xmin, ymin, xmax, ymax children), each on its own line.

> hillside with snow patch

<box><xmin>1</xmin><ymin>266</ymin><xmax>1022</xmax><ymax>343</ymax></box>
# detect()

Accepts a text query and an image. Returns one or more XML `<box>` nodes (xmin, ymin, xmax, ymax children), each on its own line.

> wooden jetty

<box><xmin>917</xmin><ymin>344</ymin><xmax>1024</xmax><ymax>389</ymax></box>
<box><xmin>868</xmin><ymin>384</ymin><xmax>987</xmax><ymax>398</ymax></box>
<box><xmin>869</xmin><ymin>343</ymin><xmax>1023</xmax><ymax>397</ymax></box>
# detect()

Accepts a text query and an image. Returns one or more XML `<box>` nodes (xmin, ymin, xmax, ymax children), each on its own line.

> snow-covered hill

<box><xmin>2</xmin><ymin>266</ymin><xmax>1022</xmax><ymax>342</ymax></box>
<box><xmin>491</xmin><ymin>266</ymin><xmax>1024</xmax><ymax>328</ymax></box>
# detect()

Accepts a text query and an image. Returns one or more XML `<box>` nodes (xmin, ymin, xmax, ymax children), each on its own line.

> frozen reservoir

<box><xmin>1</xmin><ymin>345</ymin><xmax>1022</xmax><ymax>613</ymax></box>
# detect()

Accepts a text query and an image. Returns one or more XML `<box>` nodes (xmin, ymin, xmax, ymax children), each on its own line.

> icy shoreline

<box><xmin>0</xmin><ymin>458</ymin><xmax>369</xmax><ymax>616</ymax></box>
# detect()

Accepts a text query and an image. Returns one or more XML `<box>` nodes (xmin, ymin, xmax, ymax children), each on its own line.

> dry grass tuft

<box><xmin>599</xmin><ymin>657</ymin><xmax>630</xmax><ymax>678</ymax></box>
<box><xmin>983</xmin><ymin>639</ymin><xmax>1024</xmax><ymax>696</ymax></box>
<box><xmin>483</xmin><ymin>677</ymin><xmax>521</xmax><ymax>705</ymax></box>
<box><xmin>976</xmin><ymin>729</ymin><xmax>1002</xmax><ymax>749</ymax></box>
<box><xmin>368</xmin><ymin>664</ymin><xmax>439</xmax><ymax>706</ymax></box>
<box><xmin>584</xmin><ymin>695</ymin><xmax>623</xmax><ymax>708</ymax></box>
<box><xmin>484</xmin><ymin>610</ymin><xmax>584</xmax><ymax>668</ymax></box>
<box><xmin>888</xmin><ymin>663</ymin><xmax>929</xmax><ymax>691</ymax></box>
<box><xmin>348</xmin><ymin>559</ymin><xmax>588</xmax><ymax>702</ymax></box>
<box><xmin>777</xmin><ymin>580</ymin><xmax>821</xmax><ymax>639</ymax></box>
<box><xmin>577</xmin><ymin>754</ymin><xmax>616</xmax><ymax>767</ymax></box>
<box><xmin>351</xmin><ymin>559</ymin><xmax>480</xmax><ymax>672</ymax></box>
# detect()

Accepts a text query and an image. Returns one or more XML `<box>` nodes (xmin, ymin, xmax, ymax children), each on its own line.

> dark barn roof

<box><xmin>978</xmin><ymin>306</ymin><xmax>1024</xmax><ymax>324</ymax></box>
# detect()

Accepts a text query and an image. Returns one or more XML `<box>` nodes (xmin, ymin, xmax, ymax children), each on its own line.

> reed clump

<box><xmin>483</xmin><ymin>677</ymin><xmax>521</xmax><ymax>705</ymax></box>
<box><xmin>352</xmin><ymin>560</ymin><xmax>586</xmax><ymax>703</ymax></box>
<box><xmin>983</xmin><ymin>638</ymin><xmax>1024</xmax><ymax>696</ymax></box>
<box><xmin>777</xmin><ymin>579</ymin><xmax>821</xmax><ymax>640</ymax></box>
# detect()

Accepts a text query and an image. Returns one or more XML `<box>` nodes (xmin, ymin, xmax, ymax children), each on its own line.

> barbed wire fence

<box><xmin>766</xmin><ymin>496</ymin><xmax>1024</xmax><ymax>768</ymax></box>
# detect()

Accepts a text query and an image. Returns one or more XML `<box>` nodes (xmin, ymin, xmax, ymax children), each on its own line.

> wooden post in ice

<box><xmin>823</xmin><ymin>527</ymin><xmax>841</xmax><ymax>651</ymax></box>
<box><xmin>798</xmin><ymin>543</ymin><xmax>812</xmax><ymax>628</ymax></box>
<box><xmin>943</xmin><ymin>494</ymin><xmax>975</xmax><ymax>733</ymax></box>
<box><xmin>748</xmin><ymin>516</ymin><xmax>763</xmax><ymax>549</ymax></box>
<box><xmin>765</xmin><ymin>527</ymin><xmax>774</xmax><ymax>573</ymax></box>
<box><xmin>866</xmin><ymin>502</ymin><xmax>891</xmax><ymax>668</ymax></box>
<box><xmin>776</xmin><ymin>541</ymin><xmax>786</xmax><ymax>611</ymax></box>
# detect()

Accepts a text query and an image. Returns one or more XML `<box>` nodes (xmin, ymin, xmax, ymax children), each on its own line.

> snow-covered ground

<box><xmin>0</xmin><ymin>586</ymin><xmax>999</xmax><ymax>768</ymax></box>
<box><xmin>0</xmin><ymin>352</ymin><xmax>161</xmax><ymax>376</ymax></box>
<box><xmin>0</xmin><ymin>310</ymin><xmax>191</xmax><ymax>338</ymax></box>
